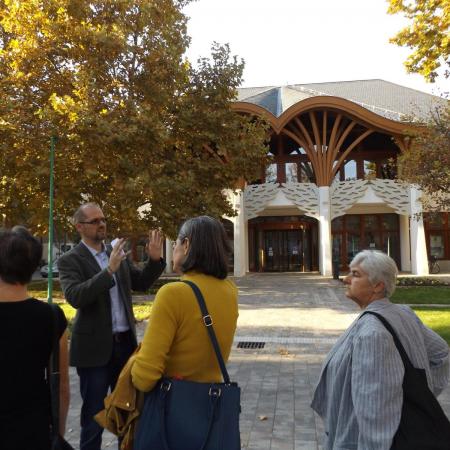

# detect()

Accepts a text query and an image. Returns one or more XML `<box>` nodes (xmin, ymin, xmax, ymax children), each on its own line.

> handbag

<box><xmin>133</xmin><ymin>280</ymin><xmax>241</xmax><ymax>450</ymax></box>
<box><xmin>48</xmin><ymin>303</ymin><xmax>75</xmax><ymax>450</ymax></box>
<box><xmin>362</xmin><ymin>311</ymin><xmax>450</xmax><ymax>450</ymax></box>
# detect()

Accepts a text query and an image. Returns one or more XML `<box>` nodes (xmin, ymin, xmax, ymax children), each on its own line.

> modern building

<box><xmin>165</xmin><ymin>80</ymin><xmax>449</xmax><ymax>277</ymax></box>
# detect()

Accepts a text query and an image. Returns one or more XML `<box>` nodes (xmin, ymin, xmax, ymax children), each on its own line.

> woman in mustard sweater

<box><xmin>131</xmin><ymin>215</ymin><xmax>238</xmax><ymax>393</ymax></box>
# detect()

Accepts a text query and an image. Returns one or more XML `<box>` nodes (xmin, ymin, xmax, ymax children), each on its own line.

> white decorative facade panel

<box><xmin>281</xmin><ymin>182</ymin><xmax>319</xmax><ymax>218</ymax></box>
<box><xmin>368</xmin><ymin>179</ymin><xmax>410</xmax><ymax>215</ymax></box>
<box><xmin>331</xmin><ymin>179</ymin><xmax>411</xmax><ymax>219</ymax></box>
<box><xmin>244</xmin><ymin>183</ymin><xmax>320</xmax><ymax>220</ymax></box>
<box><xmin>243</xmin><ymin>184</ymin><xmax>282</xmax><ymax>220</ymax></box>
<box><xmin>331</xmin><ymin>179</ymin><xmax>368</xmax><ymax>219</ymax></box>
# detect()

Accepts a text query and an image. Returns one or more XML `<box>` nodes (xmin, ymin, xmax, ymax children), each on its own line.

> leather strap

<box><xmin>181</xmin><ymin>280</ymin><xmax>231</xmax><ymax>384</ymax></box>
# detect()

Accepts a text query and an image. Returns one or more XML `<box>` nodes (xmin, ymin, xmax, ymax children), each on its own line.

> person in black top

<box><xmin>0</xmin><ymin>226</ymin><xmax>70</xmax><ymax>450</ymax></box>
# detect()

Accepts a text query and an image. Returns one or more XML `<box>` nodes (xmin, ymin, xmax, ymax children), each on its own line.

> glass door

<box><xmin>263</xmin><ymin>230</ymin><xmax>303</xmax><ymax>271</ymax></box>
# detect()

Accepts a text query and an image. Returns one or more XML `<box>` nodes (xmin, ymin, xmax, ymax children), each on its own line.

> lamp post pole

<box><xmin>47</xmin><ymin>136</ymin><xmax>56</xmax><ymax>304</ymax></box>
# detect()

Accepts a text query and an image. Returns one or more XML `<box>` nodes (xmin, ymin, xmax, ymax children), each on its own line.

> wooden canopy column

<box><xmin>281</xmin><ymin>110</ymin><xmax>374</xmax><ymax>186</ymax></box>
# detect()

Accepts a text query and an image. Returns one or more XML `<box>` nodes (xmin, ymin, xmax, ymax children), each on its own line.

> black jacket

<box><xmin>58</xmin><ymin>242</ymin><xmax>165</xmax><ymax>367</ymax></box>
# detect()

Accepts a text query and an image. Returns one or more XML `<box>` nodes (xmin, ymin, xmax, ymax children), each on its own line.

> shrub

<box><xmin>396</xmin><ymin>277</ymin><xmax>449</xmax><ymax>287</ymax></box>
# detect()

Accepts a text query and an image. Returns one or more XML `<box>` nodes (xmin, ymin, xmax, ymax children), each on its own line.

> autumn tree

<box><xmin>387</xmin><ymin>0</ymin><xmax>449</xmax><ymax>211</ymax></box>
<box><xmin>0</xmin><ymin>0</ymin><xmax>268</xmax><ymax>238</ymax></box>
<box><xmin>397</xmin><ymin>102</ymin><xmax>450</xmax><ymax>211</ymax></box>
<box><xmin>387</xmin><ymin>0</ymin><xmax>450</xmax><ymax>82</ymax></box>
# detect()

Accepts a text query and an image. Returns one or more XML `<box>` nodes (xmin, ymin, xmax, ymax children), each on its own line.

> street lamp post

<box><xmin>47</xmin><ymin>136</ymin><xmax>56</xmax><ymax>304</ymax></box>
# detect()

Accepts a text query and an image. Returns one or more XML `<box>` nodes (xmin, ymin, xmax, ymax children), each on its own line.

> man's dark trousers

<box><xmin>77</xmin><ymin>331</ymin><xmax>135</xmax><ymax>450</ymax></box>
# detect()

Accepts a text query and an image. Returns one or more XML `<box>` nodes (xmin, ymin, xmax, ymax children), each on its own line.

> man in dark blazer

<box><xmin>58</xmin><ymin>202</ymin><xmax>166</xmax><ymax>450</ymax></box>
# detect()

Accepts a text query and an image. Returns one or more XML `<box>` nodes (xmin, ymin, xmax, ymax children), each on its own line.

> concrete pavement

<box><xmin>64</xmin><ymin>274</ymin><xmax>450</xmax><ymax>449</ymax></box>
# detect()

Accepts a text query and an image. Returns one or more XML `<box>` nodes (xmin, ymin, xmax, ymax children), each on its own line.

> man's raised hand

<box><xmin>108</xmin><ymin>238</ymin><xmax>128</xmax><ymax>273</ymax></box>
<box><xmin>146</xmin><ymin>230</ymin><xmax>163</xmax><ymax>262</ymax></box>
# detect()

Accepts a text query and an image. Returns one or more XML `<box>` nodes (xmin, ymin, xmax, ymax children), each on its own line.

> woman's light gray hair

<box><xmin>350</xmin><ymin>250</ymin><xmax>398</xmax><ymax>298</ymax></box>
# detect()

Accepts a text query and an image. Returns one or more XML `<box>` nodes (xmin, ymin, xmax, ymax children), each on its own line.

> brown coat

<box><xmin>95</xmin><ymin>345</ymin><xmax>144</xmax><ymax>450</ymax></box>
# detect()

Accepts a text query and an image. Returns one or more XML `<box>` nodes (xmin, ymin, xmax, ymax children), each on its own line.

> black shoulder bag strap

<box><xmin>360</xmin><ymin>311</ymin><xmax>413</xmax><ymax>369</ymax></box>
<box><xmin>181</xmin><ymin>280</ymin><xmax>231</xmax><ymax>385</ymax></box>
<box><xmin>48</xmin><ymin>303</ymin><xmax>61</xmax><ymax>438</ymax></box>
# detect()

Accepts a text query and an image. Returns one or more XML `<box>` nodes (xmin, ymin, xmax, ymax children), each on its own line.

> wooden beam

<box><xmin>309</xmin><ymin>111</ymin><xmax>326</xmax><ymax>184</ymax></box>
<box><xmin>294</xmin><ymin>117</ymin><xmax>314</xmax><ymax>148</ymax></box>
<box><xmin>281</xmin><ymin>128</ymin><xmax>321</xmax><ymax>181</ymax></box>
<box><xmin>322</xmin><ymin>110</ymin><xmax>328</xmax><ymax>150</ymax></box>
<box><xmin>332</xmin><ymin>129</ymin><xmax>374</xmax><ymax>178</ymax></box>
<box><xmin>327</xmin><ymin>114</ymin><xmax>342</xmax><ymax>176</ymax></box>
<box><xmin>292</xmin><ymin>117</ymin><xmax>321</xmax><ymax>177</ymax></box>
<box><xmin>327</xmin><ymin>113</ymin><xmax>342</xmax><ymax>167</ymax></box>
<box><xmin>281</xmin><ymin>128</ymin><xmax>308</xmax><ymax>156</ymax></box>
<box><xmin>334</xmin><ymin>120</ymin><xmax>356</xmax><ymax>156</ymax></box>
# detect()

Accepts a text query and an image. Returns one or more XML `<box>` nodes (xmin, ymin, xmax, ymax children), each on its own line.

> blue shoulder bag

<box><xmin>133</xmin><ymin>280</ymin><xmax>241</xmax><ymax>450</ymax></box>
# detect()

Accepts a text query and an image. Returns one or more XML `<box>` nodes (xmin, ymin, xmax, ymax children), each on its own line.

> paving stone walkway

<box><xmin>64</xmin><ymin>274</ymin><xmax>450</xmax><ymax>450</ymax></box>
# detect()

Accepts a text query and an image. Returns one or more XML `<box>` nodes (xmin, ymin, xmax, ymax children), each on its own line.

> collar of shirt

<box><xmin>81</xmin><ymin>240</ymin><xmax>107</xmax><ymax>259</ymax></box>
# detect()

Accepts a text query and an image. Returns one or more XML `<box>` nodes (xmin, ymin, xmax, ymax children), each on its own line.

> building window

<box><xmin>285</xmin><ymin>162</ymin><xmax>298</xmax><ymax>182</ymax></box>
<box><xmin>298</xmin><ymin>162</ymin><xmax>315</xmax><ymax>183</ymax></box>
<box><xmin>424</xmin><ymin>213</ymin><xmax>449</xmax><ymax>260</ymax></box>
<box><xmin>332</xmin><ymin>213</ymin><xmax>400</xmax><ymax>269</ymax></box>
<box><xmin>344</xmin><ymin>160</ymin><xmax>357</xmax><ymax>180</ymax></box>
<box><xmin>265</xmin><ymin>163</ymin><xmax>277</xmax><ymax>183</ymax></box>
<box><xmin>364</xmin><ymin>160</ymin><xmax>377</xmax><ymax>180</ymax></box>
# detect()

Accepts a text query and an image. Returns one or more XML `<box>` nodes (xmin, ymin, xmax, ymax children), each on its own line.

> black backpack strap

<box><xmin>181</xmin><ymin>280</ymin><xmax>231</xmax><ymax>384</ymax></box>
<box><xmin>360</xmin><ymin>311</ymin><xmax>413</xmax><ymax>370</ymax></box>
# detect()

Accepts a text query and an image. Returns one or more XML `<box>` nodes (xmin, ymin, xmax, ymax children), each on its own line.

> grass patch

<box><xmin>413</xmin><ymin>308</ymin><xmax>450</xmax><ymax>345</ymax></box>
<box><xmin>391</xmin><ymin>286</ymin><xmax>450</xmax><ymax>304</ymax></box>
<box><xmin>47</xmin><ymin>301</ymin><xmax>153</xmax><ymax>334</ymax></box>
<box><xmin>55</xmin><ymin>301</ymin><xmax>153</xmax><ymax>323</ymax></box>
<box><xmin>29</xmin><ymin>277</ymin><xmax>178</xmax><ymax>298</ymax></box>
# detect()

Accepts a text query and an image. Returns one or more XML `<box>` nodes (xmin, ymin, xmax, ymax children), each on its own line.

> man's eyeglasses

<box><xmin>79</xmin><ymin>218</ymin><xmax>107</xmax><ymax>225</ymax></box>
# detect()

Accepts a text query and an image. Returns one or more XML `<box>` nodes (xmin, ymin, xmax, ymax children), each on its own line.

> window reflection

<box><xmin>344</xmin><ymin>160</ymin><xmax>357</xmax><ymax>180</ymax></box>
<box><xmin>285</xmin><ymin>162</ymin><xmax>298</xmax><ymax>182</ymax></box>
<box><xmin>265</xmin><ymin>163</ymin><xmax>277</xmax><ymax>183</ymax></box>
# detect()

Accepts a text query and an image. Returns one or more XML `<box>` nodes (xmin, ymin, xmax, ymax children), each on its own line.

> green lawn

<box><xmin>28</xmin><ymin>277</ymin><xmax>177</xmax><ymax>298</ymax></box>
<box><xmin>413</xmin><ymin>308</ymin><xmax>450</xmax><ymax>345</ymax></box>
<box><xmin>50</xmin><ymin>301</ymin><xmax>152</xmax><ymax>334</ymax></box>
<box><xmin>392</xmin><ymin>286</ymin><xmax>450</xmax><ymax>304</ymax></box>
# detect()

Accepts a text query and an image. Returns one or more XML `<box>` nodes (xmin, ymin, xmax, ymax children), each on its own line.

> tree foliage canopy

<box><xmin>398</xmin><ymin>102</ymin><xmax>450</xmax><ymax>211</ymax></box>
<box><xmin>387</xmin><ymin>0</ymin><xmax>450</xmax><ymax>82</ymax></box>
<box><xmin>0</xmin><ymin>0</ymin><xmax>268</xmax><ymax>238</ymax></box>
<box><xmin>388</xmin><ymin>1</ymin><xmax>449</xmax><ymax>211</ymax></box>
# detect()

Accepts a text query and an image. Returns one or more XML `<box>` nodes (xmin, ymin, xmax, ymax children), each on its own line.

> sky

<box><xmin>183</xmin><ymin>0</ymin><xmax>449</xmax><ymax>96</ymax></box>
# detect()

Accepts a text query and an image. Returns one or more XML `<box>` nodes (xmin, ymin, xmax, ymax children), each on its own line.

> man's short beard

<box><xmin>94</xmin><ymin>231</ymin><xmax>106</xmax><ymax>242</ymax></box>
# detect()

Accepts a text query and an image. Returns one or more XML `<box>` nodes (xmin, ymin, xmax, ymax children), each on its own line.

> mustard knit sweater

<box><xmin>131</xmin><ymin>272</ymin><xmax>238</xmax><ymax>392</ymax></box>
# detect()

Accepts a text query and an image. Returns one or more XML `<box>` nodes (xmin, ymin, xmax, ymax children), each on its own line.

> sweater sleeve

<box><xmin>131</xmin><ymin>284</ymin><xmax>179</xmax><ymax>392</ymax></box>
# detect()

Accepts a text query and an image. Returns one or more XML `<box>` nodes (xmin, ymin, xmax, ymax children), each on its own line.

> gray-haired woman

<box><xmin>311</xmin><ymin>250</ymin><xmax>449</xmax><ymax>449</ymax></box>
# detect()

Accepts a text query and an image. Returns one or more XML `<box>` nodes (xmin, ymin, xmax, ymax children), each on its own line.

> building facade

<box><xmin>168</xmin><ymin>80</ymin><xmax>449</xmax><ymax>276</ymax></box>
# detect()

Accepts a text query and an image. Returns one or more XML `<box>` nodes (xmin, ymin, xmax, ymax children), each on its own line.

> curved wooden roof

<box><xmin>233</xmin><ymin>96</ymin><xmax>416</xmax><ymax>186</ymax></box>
<box><xmin>232</xmin><ymin>96</ymin><xmax>414</xmax><ymax>136</ymax></box>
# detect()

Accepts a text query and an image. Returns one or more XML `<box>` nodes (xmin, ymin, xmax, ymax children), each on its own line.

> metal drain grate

<box><xmin>237</xmin><ymin>341</ymin><xmax>265</xmax><ymax>349</ymax></box>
